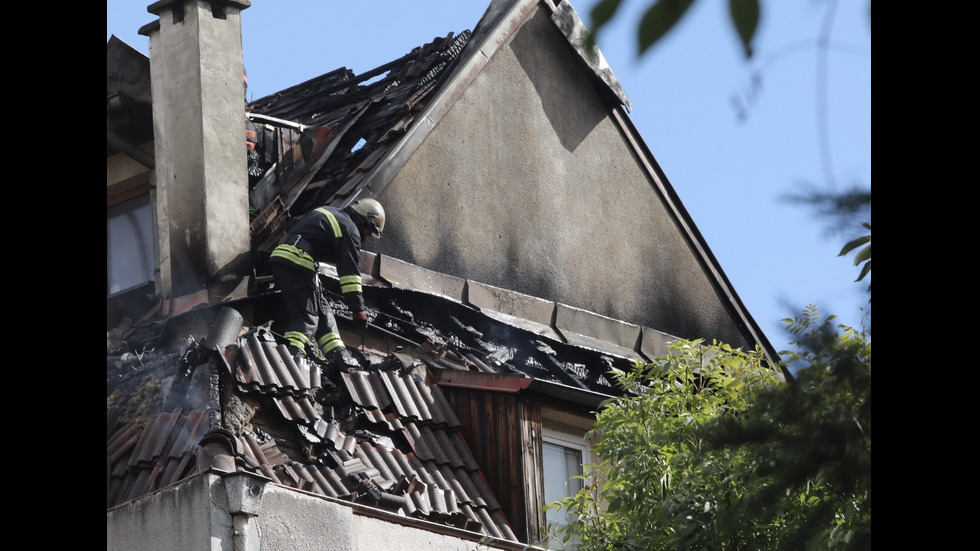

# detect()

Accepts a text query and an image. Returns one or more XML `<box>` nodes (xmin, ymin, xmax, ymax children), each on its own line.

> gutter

<box><xmin>246</xmin><ymin>111</ymin><xmax>307</xmax><ymax>131</ymax></box>
<box><xmin>106</xmin><ymin>126</ymin><xmax>155</xmax><ymax>170</ymax></box>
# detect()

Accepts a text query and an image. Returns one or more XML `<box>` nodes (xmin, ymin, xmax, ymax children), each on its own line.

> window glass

<box><xmin>107</xmin><ymin>196</ymin><xmax>154</xmax><ymax>294</ymax></box>
<box><xmin>543</xmin><ymin>430</ymin><xmax>588</xmax><ymax>549</ymax></box>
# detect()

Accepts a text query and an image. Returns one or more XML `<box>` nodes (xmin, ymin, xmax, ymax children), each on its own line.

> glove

<box><xmin>353</xmin><ymin>310</ymin><xmax>369</xmax><ymax>328</ymax></box>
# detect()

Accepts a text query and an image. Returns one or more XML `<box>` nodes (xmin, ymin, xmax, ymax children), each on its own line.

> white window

<box><xmin>107</xmin><ymin>195</ymin><xmax>155</xmax><ymax>295</ymax></box>
<box><xmin>543</xmin><ymin>427</ymin><xmax>591</xmax><ymax>550</ymax></box>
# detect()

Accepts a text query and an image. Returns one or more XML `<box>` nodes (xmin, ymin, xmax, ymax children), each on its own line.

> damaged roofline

<box><xmin>431</xmin><ymin>366</ymin><xmax>612</xmax><ymax>409</ymax></box>
<box><xmin>369</xmin><ymin>252</ymin><xmax>682</xmax><ymax>364</ymax></box>
<box><xmin>354</xmin><ymin>0</ymin><xmax>630</xmax><ymax>200</ymax></box>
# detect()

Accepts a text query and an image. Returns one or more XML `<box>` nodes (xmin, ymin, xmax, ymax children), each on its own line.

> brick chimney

<box><xmin>140</xmin><ymin>0</ymin><xmax>252</xmax><ymax>315</ymax></box>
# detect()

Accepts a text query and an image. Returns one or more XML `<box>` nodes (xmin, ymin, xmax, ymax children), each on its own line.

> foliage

<box><xmin>551</xmin><ymin>4</ymin><xmax>872</xmax><ymax>549</ymax></box>
<box><xmin>545</xmin><ymin>339</ymin><xmax>780</xmax><ymax>550</ymax></box>
<box><xmin>587</xmin><ymin>0</ymin><xmax>870</xmax><ymax>61</ymax></box>
<box><xmin>588</xmin><ymin>0</ymin><xmax>758</xmax><ymax>58</ymax></box>
<box><xmin>547</xmin><ymin>312</ymin><xmax>871</xmax><ymax>550</ymax></box>
<box><xmin>782</xmin><ymin>187</ymin><xmax>871</xmax><ymax>238</ymax></box>
<box><xmin>708</xmin><ymin>307</ymin><xmax>871</xmax><ymax>550</ymax></box>
<box><xmin>838</xmin><ymin>222</ymin><xmax>871</xmax><ymax>297</ymax></box>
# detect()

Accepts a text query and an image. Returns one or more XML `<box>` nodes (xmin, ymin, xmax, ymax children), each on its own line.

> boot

<box><xmin>301</xmin><ymin>353</ymin><xmax>336</xmax><ymax>391</ymax></box>
<box><xmin>325</xmin><ymin>346</ymin><xmax>361</xmax><ymax>373</ymax></box>
<box><xmin>295</xmin><ymin>351</ymin><xmax>338</xmax><ymax>392</ymax></box>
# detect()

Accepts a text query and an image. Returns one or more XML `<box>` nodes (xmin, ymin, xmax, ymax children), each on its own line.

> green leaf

<box><xmin>855</xmin><ymin>260</ymin><xmax>871</xmax><ymax>282</ymax></box>
<box><xmin>638</xmin><ymin>0</ymin><xmax>697</xmax><ymax>55</ymax></box>
<box><xmin>728</xmin><ymin>0</ymin><xmax>760</xmax><ymax>58</ymax></box>
<box><xmin>838</xmin><ymin>235</ymin><xmax>870</xmax><ymax>257</ymax></box>
<box><xmin>590</xmin><ymin>0</ymin><xmax>623</xmax><ymax>36</ymax></box>
<box><xmin>853</xmin><ymin>244</ymin><xmax>871</xmax><ymax>265</ymax></box>
<box><xmin>839</xmin><ymin>223</ymin><xmax>871</xmax><ymax>257</ymax></box>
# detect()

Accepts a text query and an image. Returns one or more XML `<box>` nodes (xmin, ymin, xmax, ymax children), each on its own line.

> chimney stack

<box><xmin>141</xmin><ymin>0</ymin><xmax>252</xmax><ymax>314</ymax></box>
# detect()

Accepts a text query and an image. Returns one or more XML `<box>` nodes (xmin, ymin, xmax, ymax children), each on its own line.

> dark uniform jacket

<box><xmin>269</xmin><ymin>206</ymin><xmax>365</xmax><ymax>312</ymax></box>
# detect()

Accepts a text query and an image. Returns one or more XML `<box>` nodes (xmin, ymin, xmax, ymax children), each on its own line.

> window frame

<box><xmin>107</xmin><ymin>193</ymin><xmax>155</xmax><ymax>296</ymax></box>
<box><xmin>541</xmin><ymin>425</ymin><xmax>593</xmax><ymax>549</ymax></box>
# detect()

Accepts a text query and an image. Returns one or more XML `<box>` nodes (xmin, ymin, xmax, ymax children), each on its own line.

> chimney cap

<box><xmin>147</xmin><ymin>0</ymin><xmax>252</xmax><ymax>17</ymax></box>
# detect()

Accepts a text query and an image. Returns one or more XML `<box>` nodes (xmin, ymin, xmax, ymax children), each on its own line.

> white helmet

<box><xmin>350</xmin><ymin>198</ymin><xmax>386</xmax><ymax>237</ymax></box>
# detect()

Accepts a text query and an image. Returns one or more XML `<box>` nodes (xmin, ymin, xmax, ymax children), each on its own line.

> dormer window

<box><xmin>107</xmin><ymin>194</ymin><xmax>155</xmax><ymax>295</ymax></box>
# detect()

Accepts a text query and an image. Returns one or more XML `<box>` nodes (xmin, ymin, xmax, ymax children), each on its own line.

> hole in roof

<box><xmin>351</xmin><ymin>138</ymin><xmax>367</xmax><ymax>152</ymax></box>
<box><xmin>362</xmin><ymin>72</ymin><xmax>388</xmax><ymax>86</ymax></box>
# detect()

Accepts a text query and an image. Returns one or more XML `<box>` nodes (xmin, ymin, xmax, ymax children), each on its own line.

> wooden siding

<box><xmin>441</xmin><ymin>386</ymin><xmax>545</xmax><ymax>545</ymax></box>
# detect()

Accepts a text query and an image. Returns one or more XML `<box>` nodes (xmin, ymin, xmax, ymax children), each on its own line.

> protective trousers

<box><xmin>270</xmin><ymin>262</ymin><xmax>344</xmax><ymax>357</ymax></box>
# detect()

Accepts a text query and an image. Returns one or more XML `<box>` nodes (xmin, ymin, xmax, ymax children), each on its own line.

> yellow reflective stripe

<box><xmin>270</xmin><ymin>244</ymin><xmax>316</xmax><ymax>271</ymax></box>
<box><xmin>318</xmin><ymin>332</ymin><xmax>342</xmax><ymax>353</ymax></box>
<box><xmin>284</xmin><ymin>331</ymin><xmax>313</xmax><ymax>351</ymax></box>
<box><xmin>339</xmin><ymin>274</ymin><xmax>362</xmax><ymax>294</ymax></box>
<box><xmin>317</xmin><ymin>332</ymin><xmax>340</xmax><ymax>347</ymax></box>
<box><xmin>314</xmin><ymin>208</ymin><xmax>343</xmax><ymax>238</ymax></box>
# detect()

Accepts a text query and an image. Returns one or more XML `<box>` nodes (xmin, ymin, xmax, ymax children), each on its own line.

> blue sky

<box><xmin>107</xmin><ymin>0</ymin><xmax>871</xmax><ymax>359</ymax></box>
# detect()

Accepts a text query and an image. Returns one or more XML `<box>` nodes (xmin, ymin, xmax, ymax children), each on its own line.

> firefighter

<box><xmin>244</xmin><ymin>70</ymin><xmax>265</xmax><ymax>188</ymax></box>
<box><xmin>269</xmin><ymin>199</ymin><xmax>386</xmax><ymax>370</ymax></box>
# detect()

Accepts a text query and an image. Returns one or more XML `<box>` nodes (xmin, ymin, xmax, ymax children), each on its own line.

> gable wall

<box><xmin>373</xmin><ymin>6</ymin><xmax>751</xmax><ymax>349</ymax></box>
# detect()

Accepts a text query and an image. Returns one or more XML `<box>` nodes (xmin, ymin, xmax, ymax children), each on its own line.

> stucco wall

<box><xmin>107</xmin><ymin>474</ymin><xmax>227</xmax><ymax>551</ymax></box>
<box><xmin>374</xmin><ymin>7</ymin><xmax>749</xmax><ymax>349</ymax></box>
<box><xmin>107</xmin><ymin>473</ymin><xmax>523</xmax><ymax>551</ymax></box>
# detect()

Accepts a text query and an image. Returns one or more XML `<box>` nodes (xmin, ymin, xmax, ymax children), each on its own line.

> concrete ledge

<box><xmin>464</xmin><ymin>280</ymin><xmax>563</xmax><ymax>339</ymax></box>
<box><xmin>639</xmin><ymin>326</ymin><xmax>679</xmax><ymax>360</ymax></box>
<box><xmin>377</xmin><ymin>255</ymin><xmax>466</xmax><ymax>302</ymax></box>
<box><xmin>360</xmin><ymin>251</ymin><xmax>380</xmax><ymax>277</ymax></box>
<box><xmin>368</xmin><ymin>254</ymin><xmax>688</xmax><ymax>363</ymax></box>
<box><xmin>465</xmin><ymin>280</ymin><xmax>554</xmax><ymax>324</ymax></box>
<box><xmin>554</xmin><ymin>303</ymin><xmax>643</xmax><ymax>360</ymax></box>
